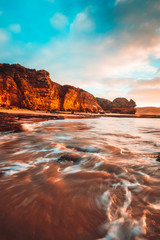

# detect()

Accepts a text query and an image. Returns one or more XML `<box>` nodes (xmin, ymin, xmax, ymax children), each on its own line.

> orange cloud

<box><xmin>129</xmin><ymin>88</ymin><xmax>160</xmax><ymax>106</ymax></box>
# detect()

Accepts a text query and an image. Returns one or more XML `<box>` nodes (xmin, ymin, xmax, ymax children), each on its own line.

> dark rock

<box><xmin>0</xmin><ymin>114</ymin><xmax>22</xmax><ymax>133</ymax></box>
<box><xmin>0</xmin><ymin>171</ymin><xmax>4</xmax><ymax>177</ymax></box>
<box><xmin>129</xmin><ymin>99</ymin><xmax>136</xmax><ymax>107</ymax></box>
<box><xmin>97</xmin><ymin>97</ymin><xmax>136</xmax><ymax>114</ymax></box>
<box><xmin>112</xmin><ymin>97</ymin><xmax>130</xmax><ymax>108</ymax></box>
<box><xmin>156</xmin><ymin>155</ymin><xmax>160</xmax><ymax>162</ymax></box>
<box><xmin>111</xmin><ymin>98</ymin><xmax>136</xmax><ymax>114</ymax></box>
<box><xmin>96</xmin><ymin>98</ymin><xmax>111</xmax><ymax>112</ymax></box>
<box><xmin>57</xmin><ymin>153</ymin><xmax>80</xmax><ymax>163</ymax></box>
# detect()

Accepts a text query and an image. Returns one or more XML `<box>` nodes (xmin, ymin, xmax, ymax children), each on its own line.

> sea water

<box><xmin>0</xmin><ymin>117</ymin><xmax>160</xmax><ymax>240</ymax></box>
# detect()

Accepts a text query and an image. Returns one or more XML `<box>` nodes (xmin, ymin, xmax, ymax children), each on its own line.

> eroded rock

<box><xmin>96</xmin><ymin>97</ymin><xmax>136</xmax><ymax>114</ymax></box>
<box><xmin>0</xmin><ymin>64</ymin><xmax>102</xmax><ymax>113</ymax></box>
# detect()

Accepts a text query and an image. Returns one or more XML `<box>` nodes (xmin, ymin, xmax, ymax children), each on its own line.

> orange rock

<box><xmin>63</xmin><ymin>85</ymin><xmax>101</xmax><ymax>112</ymax></box>
<box><xmin>0</xmin><ymin>64</ymin><xmax>102</xmax><ymax>113</ymax></box>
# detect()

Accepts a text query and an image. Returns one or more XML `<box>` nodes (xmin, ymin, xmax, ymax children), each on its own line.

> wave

<box><xmin>0</xmin><ymin>117</ymin><xmax>160</xmax><ymax>239</ymax></box>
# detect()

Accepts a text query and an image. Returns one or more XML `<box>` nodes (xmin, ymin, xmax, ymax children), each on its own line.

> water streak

<box><xmin>0</xmin><ymin>117</ymin><xmax>160</xmax><ymax>240</ymax></box>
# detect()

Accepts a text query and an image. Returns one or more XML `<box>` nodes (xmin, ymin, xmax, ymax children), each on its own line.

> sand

<box><xmin>0</xmin><ymin>108</ymin><xmax>160</xmax><ymax>133</ymax></box>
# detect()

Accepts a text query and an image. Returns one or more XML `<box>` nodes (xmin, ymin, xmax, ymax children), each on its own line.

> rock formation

<box><xmin>0</xmin><ymin>63</ymin><xmax>63</xmax><ymax>111</ymax></box>
<box><xmin>111</xmin><ymin>98</ymin><xmax>136</xmax><ymax>114</ymax></box>
<box><xmin>0</xmin><ymin>63</ymin><xmax>137</xmax><ymax>114</ymax></box>
<box><xmin>96</xmin><ymin>98</ymin><xmax>112</xmax><ymax>112</ymax></box>
<box><xmin>0</xmin><ymin>63</ymin><xmax>102</xmax><ymax>113</ymax></box>
<box><xmin>96</xmin><ymin>97</ymin><xmax>136</xmax><ymax>114</ymax></box>
<box><xmin>63</xmin><ymin>85</ymin><xmax>101</xmax><ymax>112</ymax></box>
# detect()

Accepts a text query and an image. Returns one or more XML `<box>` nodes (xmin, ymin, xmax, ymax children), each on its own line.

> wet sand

<box><xmin>0</xmin><ymin>108</ymin><xmax>160</xmax><ymax>133</ymax></box>
<box><xmin>0</xmin><ymin>109</ymin><xmax>100</xmax><ymax>133</ymax></box>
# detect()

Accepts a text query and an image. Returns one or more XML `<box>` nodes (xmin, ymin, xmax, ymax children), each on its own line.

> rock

<box><xmin>57</xmin><ymin>153</ymin><xmax>80</xmax><ymax>163</ymax></box>
<box><xmin>111</xmin><ymin>98</ymin><xmax>136</xmax><ymax>114</ymax></box>
<box><xmin>129</xmin><ymin>99</ymin><xmax>136</xmax><ymax>108</ymax></box>
<box><xmin>112</xmin><ymin>97</ymin><xmax>130</xmax><ymax>108</ymax></box>
<box><xmin>96</xmin><ymin>97</ymin><xmax>136</xmax><ymax>114</ymax></box>
<box><xmin>156</xmin><ymin>154</ymin><xmax>160</xmax><ymax>162</ymax></box>
<box><xmin>0</xmin><ymin>63</ymin><xmax>62</xmax><ymax>111</ymax></box>
<box><xmin>0</xmin><ymin>171</ymin><xmax>4</xmax><ymax>177</ymax></box>
<box><xmin>96</xmin><ymin>98</ymin><xmax>112</xmax><ymax>112</ymax></box>
<box><xmin>63</xmin><ymin>85</ymin><xmax>101</xmax><ymax>113</ymax></box>
<box><xmin>0</xmin><ymin>63</ymin><xmax>102</xmax><ymax>113</ymax></box>
<box><xmin>0</xmin><ymin>63</ymin><xmax>137</xmax><ymax>114</ymax></box>
<box><xmin>0</xmin><ymin>113</ymin><xmax>22</xmax><ymax>132</ymax></box>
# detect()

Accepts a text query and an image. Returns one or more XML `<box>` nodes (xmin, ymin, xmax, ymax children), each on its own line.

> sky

<box><xmin>0</xmin><ymin>0</ymin><xmax>160</xmax><ymax>107</ymax></box>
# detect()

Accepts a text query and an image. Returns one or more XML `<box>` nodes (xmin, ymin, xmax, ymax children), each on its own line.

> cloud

<box><xmin>2</xmin><ymin>0</ymin><xmax>159</xmax><ymax>107</ymax></box>
<box><xmin>50</xmin><ymin>13</ymin><xmax>68</xmax><ymax>30</ymax></box>
<box><xmin>70</xmin><ymin>8</ymin><xmax>95</xmax><ymax>34</ymax></box>
<box><xmin>0</xmin><ymin>29</ymin><xmax>10</xmax><ymax>43</ymax></box>
<box><xmin>156</xmin><ymin>68</ymin><xmax>160</xmax><ymax>74</ymax></box>
<box><xmin>26</xmin><ymin>26</ymin><xmax>159</xmax><ymax>89</ymax></box>
<box><xmin>128</xmin><ymin>88</ymin><xmax>160</xmax><ymax>106</ymax></box>
<box><xmin>26</xmin><ymin>5</ymin><xmax>160</xmax><ymax>107</ymax></box>
<box><xmin>9</xmin><ymin>24</ymin><xmax>21</xmax><ymax>33</ymax></box>
<box><xmin>133</xmin><ymin>77</ymin><xmax>160</xmax><ymax>88</ymax></box>
<box><xmin>115</xmin><ymin>0</ymin><xmax>128</xmax><ymax>5</ymax></box>
<box><xmin>94</xmin><ymin>75</ymin><xmax>160</xmax><ymax>106</ymax></box>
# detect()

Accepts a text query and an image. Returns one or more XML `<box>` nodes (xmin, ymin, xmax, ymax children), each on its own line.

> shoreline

<box><xmin>0</xmin><ymin>109</ymin><xmax>160</xmax><ymax>134</ymax></box>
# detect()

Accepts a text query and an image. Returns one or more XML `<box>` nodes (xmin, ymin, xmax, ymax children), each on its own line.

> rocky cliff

<box><xmin>63</xmin><ymin>85</ymin><xmax>102</xmax><ymax>112</ymax></box>
<box><xmin>0</xmin><ymin>63</ymin><xmax>102</xmax><ymax>113</ymax></box>
<box><xmin>96</xmin><ymin>97</ymin><xmax>136</xmax><ymax>114</ymax></box>
<box><xmin>96</xmin><ymin>98</ymin><xmax>112</xmax><ymax>112</ymax></box>
<box><xmin>111</xmin><ymin>98</ymin><xmax>136</xmax><ymax>114</ymax></box>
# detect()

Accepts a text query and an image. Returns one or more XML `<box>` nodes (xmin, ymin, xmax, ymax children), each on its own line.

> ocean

<box><xmin>0</xmin><ymin>117</ymin><xmax>160</xmax><ymax>240</ymax></box>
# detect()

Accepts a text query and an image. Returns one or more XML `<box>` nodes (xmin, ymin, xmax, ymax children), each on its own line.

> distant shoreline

<box><xmin>0</xmin><ymin>108</ymin><xmax>160</xmax><ymax>134</ymax></box>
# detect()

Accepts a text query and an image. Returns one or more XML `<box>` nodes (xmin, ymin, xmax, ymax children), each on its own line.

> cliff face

<box><xmin>96</xmin><ymin>98</ymin><xmax>112</xmax><ymax>112</ymax></box>
<box><xmin>96</xmin><ymin>97</ymin><xmax>136</xmax><ymax>114</ymax></box>
<box><xmin>111</xmin><ymin>98</ymin><xmax>136</xmax><ymax>114</ymax></box>
<box><xmin>63</xmin><ymin>85</ymin><xmax>101</xmax><ymax>112</ymax></box>
<box><xmin>0</xmin><ymin>64</ymin><xmax>137</xmax><ymax>114</ymax></box>
<box><xmin>0</xmin><ymin>63</ymin><xmax>102</xmax><ymax>113</ymax></box>
<box><xmin>0</xmin><ymin>64</ymin><xmax>63</xmax><ymax>111</ymax></box>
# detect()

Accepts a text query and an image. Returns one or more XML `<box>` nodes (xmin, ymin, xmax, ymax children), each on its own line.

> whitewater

<box><xmin>0</xmin><ymin>117</ymin><xmax>160</xmax><ymax>240</ymax></box>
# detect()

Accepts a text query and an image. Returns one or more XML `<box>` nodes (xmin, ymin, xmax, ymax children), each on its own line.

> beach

<box><xmin>1</xmin><ymin>108</ymin><xmax>160</xmax><ymax>134</ymax></box>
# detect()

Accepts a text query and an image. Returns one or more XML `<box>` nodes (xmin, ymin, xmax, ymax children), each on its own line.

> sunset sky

<box><xmin>0</xmin><ymin>0</ymin><xmax>160</xmax><ymax>107</ymax></box>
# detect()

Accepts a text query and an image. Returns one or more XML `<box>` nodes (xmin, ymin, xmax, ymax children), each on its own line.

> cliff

<box><xmin>96</xmin><ymin>97</ymin><xmax>136</xmax><ymax>114</ymax></box>
<box><xmin>111</xmin><ymin>98</ymin><xmax>136</xmax><ymax>114</ymax></box>
<box><xmin>63</xmin><ymin>85</ymin><xmax>101</xmax><ymax>112</ymax></box>
<box><xmin>0</xmin><ymin>63</ymin><xmax>102</xmax><ymax>113</ymax></box>
<box><xmin>96</xmin><ymin>98</ymin><xmax>112</xmax><ymax>112</ymax></box>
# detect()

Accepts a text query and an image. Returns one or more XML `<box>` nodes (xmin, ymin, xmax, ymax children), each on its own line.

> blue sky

<box><xmin>0</xmin><ymin>0</ymin><xmax>160</xmax><ymax>106</ymax></box>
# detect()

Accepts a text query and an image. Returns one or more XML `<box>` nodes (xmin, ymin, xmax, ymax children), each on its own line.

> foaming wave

<box><xmin>21</xmin><ymin>123</ymin><xmax>37</xmax><ymax>132</ymax></box>
<box><xmin>0</xmin><ymin>117</ymin><xmax>160</xmax><ymax>239</ymax></box>
<box><xmin>1</xmin><ymin>162</ymin><xmax>34</xmax><ymax>176</ymax></box>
